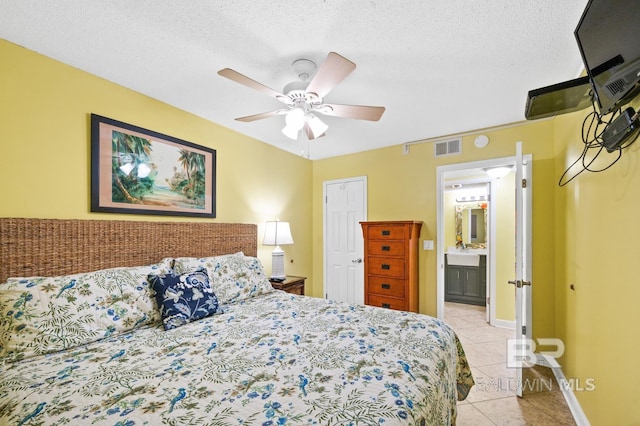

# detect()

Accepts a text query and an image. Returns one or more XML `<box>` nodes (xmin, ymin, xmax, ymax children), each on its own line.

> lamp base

<box><xmin>270</xmin><ymin>247</ymin><xmax>286</xmax><ymax>281</ymax></box>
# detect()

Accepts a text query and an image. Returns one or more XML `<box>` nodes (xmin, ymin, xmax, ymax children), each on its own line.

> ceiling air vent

<box><xmin>434</xmin><ymin>138</ymin><xmax>462</xmax><ymax>157</ymax></box>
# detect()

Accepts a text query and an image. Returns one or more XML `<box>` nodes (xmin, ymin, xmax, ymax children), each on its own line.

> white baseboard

<box><xmin>537</xmin><ymin>354</ymin><xmax>590</xmax><ymax>426</ymax></box>
<box><xmin>491</xmin><ymin>318</ymin><xmax>515</xmax><ymax>329</ymax></box>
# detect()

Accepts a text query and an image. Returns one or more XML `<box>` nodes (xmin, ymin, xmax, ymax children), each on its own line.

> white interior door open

<box><xmin>510</xmin><ymin>141</ymin><xmax>533</xmax><ymax>397</ymax></box>
<box><xmin>323</xmin><ymin>177</ymin><xmax>367</xmax><ymax>304</ymax></box>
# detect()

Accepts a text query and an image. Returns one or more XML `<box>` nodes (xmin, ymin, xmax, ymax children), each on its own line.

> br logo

<box><xmin>506</xmin><ymin>338</ymin><xmax>565</xmax><ymax>368</ymax></box>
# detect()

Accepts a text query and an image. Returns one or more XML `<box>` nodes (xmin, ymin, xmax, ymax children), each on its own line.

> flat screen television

<box><xmin>574</xmin><ymin>0</ymin><xmax>640</xmax><ymax>115</ymax></box>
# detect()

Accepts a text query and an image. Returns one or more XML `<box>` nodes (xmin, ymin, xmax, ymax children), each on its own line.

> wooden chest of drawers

<box><xmin>360</xmin><ymin>221</ymin><xmax>422</xmax><ymax>312</ymax></box>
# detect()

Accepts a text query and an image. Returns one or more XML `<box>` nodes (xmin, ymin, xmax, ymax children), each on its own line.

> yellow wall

<box><xmin>444</xmin><ymin>191</ymin><xmax>457</xmax><ymax>249</ymax></box>
<box><xmin>494</xmin><ymin>175</ymin><xmax>516</xmax><ymax>321</ymax></box>
<box><xmin>553</xmin><ymin>100</ymin><xmax>640</xmax><ymax>424</ymax></box>
<box><xmin>0</xmin><ymin>39</ymin><xmax>313</xmax><ymax>281</ymax></box>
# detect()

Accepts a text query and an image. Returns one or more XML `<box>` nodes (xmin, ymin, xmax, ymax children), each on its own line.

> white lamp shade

<box><xmin>307</xmin><ymin>115</ymin><xmax>328</xmax><ymax>138</ymax></box>
<box><xmin>263</xmin><ymin>221</ymin><xmax>294</xmax><ymax>246</ymax></box>
<box><xmin>282</xmin><ymin>124</ymin><xmax>300</xmax><ymax>140</ymax></box>
<box><xmin>285</xmin><ymin>108</ymin><xmax>305</xmax><ymax>130</ymax></box>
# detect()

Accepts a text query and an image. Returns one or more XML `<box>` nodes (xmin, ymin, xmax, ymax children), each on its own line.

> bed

<box><xmin>0</xmin><ymin>218</ymin><xmax>473</xmax><ymax>425</ymax></box>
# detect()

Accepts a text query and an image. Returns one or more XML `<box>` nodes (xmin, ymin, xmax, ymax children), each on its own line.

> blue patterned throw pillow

<box><xmin>148</xmin><ymin>267</ymin><xmax>221</xmax><ymax>330</ymax></box>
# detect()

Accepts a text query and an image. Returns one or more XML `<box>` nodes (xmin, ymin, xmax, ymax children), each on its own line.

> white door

<box><xmin>324</xmin><ymin>177</ymin><xmax>367</xmax><ymax>303</ymax></box>
<box><xmin>510</xmin><ymin>142</ymin><xmax>533</xmax><ymax>397</ymax></box>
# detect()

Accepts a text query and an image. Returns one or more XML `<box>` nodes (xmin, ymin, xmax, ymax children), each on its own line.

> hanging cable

<box><xmin>558</xmin><ymin>95</ymin><xmax>637</xmax><ymax>186</ymax></box>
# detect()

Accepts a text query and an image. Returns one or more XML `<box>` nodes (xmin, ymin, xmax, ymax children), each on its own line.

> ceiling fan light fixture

<box><xmin>285</xmin><ymin>108</ymin><xmax>306</xmax><ymax>130</ymax></box>
<box><xmin>219</xmin><ymin>52</ymin><xmax>385</xmax><ymax>141</ymax></box>
<box><xmin>307</xmin><ymin>115</ymin><xmax>328</xmax><ymax>138</ymax></box>
<box><xmin>484</xmin><ymin>165</ymin><xmax>513</xmax><ymax>179</ymax></box>
<box><xmin>282</xmin><ymin>124</ymin><xmax>300</xmax><ymax>140</ymax></box>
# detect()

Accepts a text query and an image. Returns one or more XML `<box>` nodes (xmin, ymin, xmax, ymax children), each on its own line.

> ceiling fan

<box><xmin>218</xmin><ymin>52</ymin><xmax>385</xmax><ymax>140</ymax></box>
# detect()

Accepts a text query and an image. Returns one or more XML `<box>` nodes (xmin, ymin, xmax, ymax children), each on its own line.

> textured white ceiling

<box><xmin>0</xmin><ymin>0</ymin><xmax>588</xmax><ymax>159</ymax></box>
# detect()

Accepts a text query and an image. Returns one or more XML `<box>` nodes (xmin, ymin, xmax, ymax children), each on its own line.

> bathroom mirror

<box><xmin>455</xmin><ymin>203</ymin><xmax>487</xmax><ymax>246</ymax></box>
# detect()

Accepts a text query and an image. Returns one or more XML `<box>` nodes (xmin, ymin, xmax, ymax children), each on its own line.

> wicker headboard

<box><xmin>0</xmin><ymin>218</ymin><xmax>257</xmax><ymax>282</ymax></box>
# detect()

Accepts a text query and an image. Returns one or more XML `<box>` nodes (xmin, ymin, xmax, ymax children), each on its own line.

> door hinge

<box><xmin>522</xmin><ymin>325</ymin><xmax>527</xmax><ymax>335</ymax></box>
<box><xmin>486</xmin><ymin>297</ymin><xmax>490</xmax><ymax>305</ymax></box>
<box><xmin>522</xmin><ymin>178</ymin><xmax>527</xmax><ymax>188</ymax></box>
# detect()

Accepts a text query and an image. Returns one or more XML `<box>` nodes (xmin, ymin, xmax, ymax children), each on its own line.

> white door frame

<box><xmin>322</xmin><ymin>176</ymin><xmax>368</xmax><ymax>299</ymax></box>
<box><xmin>436</xmin><ymin>155</ymin><xmax>531</xmax><ymax>323</ymax></box>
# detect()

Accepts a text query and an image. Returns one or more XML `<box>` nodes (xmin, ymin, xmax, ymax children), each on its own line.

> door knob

<box><xmin>508</xmin><ymin>279</ymin><xmax>532</xmax><ymax>288</ymax></box>
<box><xmin>352</xmin><ymin>258</ymin><xmax>363</xmax><ymax>263</ymax></box>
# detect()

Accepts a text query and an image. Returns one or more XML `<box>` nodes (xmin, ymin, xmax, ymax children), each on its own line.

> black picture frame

<box><xmin>91</xmin><ymin>114</ymin><xmax>216</xmax><ymax>218</ymax></box>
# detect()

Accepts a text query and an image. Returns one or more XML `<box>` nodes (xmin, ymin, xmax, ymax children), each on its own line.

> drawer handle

<box><xmin>381</xmin><ymin>245</ymin><xmax>391</xmax><ymax>251</ymax></box>
<box><xmin>381</xmin><ymin>230</ymin><xmax>391</xmax><ymax>236</ymax></box>
<box><xmin>381</xmin><ymin>264</ymin><xmax>390</xmax><ymax>270</ymax></box>
<box><xmin>381</xmin><ymin>283</ymin><xmax>391</xmax><ymax>289</ymax></box>
<box><xmin>381</xmin><ymin>303</ymin><xmax>391</xmax><ymax>309</ymax></box>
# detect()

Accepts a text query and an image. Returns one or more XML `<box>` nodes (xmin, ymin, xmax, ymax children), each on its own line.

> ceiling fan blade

<box><xmin>320</xmin><ymin>104</ymin><xmax>385</xmax><ymax>121</ymax></box>
<box><xmin>235</xmin><ymin>110</ymin><xmax>285</xmax><ymax>122</ymax></box>
<box><xmin>218</xmin><ymin>68</ymin><xmax>290</xmax><ymax>103</ymax></box>
<box><xmin>305</xmin><ymin>52</ymin><xmax>356</xmax><ymax>99</ymax></box>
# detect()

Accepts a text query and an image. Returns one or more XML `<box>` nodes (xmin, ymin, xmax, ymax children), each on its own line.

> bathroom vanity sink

<box><xmin>446</xmin><ymin>252</ymin><xmax>480</xmax><ymax>266</ymax></box>
<box><xmin>445</xmin><ymin>250</ymin><xmax>487</xmax><ymax>306</ymax></box>
<box><xmin>446</xmin><ymin>247</ymin><xmax>486</xmax><ymax>267</ymax></box>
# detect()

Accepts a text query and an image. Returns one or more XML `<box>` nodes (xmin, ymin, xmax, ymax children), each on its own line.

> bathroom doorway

<box><xmin>436</xmin><ymin>156</ymin><xmax>519</xmax><ymax>329</ymax></box>
<box><xmin>444</xmin><ymin>180</ymin><xmax>490</xmax><ymax>320</ymax></box>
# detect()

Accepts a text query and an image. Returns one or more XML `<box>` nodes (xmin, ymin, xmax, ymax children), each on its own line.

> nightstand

<box><xmin>269</xmin><ymin>275</ymin><xmax>306</xmax><ymax>295</ymax></box>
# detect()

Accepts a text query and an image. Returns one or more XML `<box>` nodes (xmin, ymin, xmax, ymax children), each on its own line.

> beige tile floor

<box><xmin>445</xmin><ymin>302</ymin><xmax>577</xmax><ymax>426</ymax></box>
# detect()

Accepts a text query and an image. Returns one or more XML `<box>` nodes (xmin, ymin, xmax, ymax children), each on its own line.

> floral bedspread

<box><xmin>0</xmin><ymin>291</ymin><xmax>473</xmax><ymax>425</ymax></box>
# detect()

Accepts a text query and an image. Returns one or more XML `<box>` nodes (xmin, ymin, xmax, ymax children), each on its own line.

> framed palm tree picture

<box><xmin>91</xmin><ymin>114</ymin><xmax>216</xmax><ymax>217</ymax></box>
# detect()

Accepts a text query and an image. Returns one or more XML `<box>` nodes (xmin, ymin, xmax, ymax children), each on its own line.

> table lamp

<box><xmin>263</xmin><ymin>220</ymin><xmax>294</xmax><ymax>281</ymax></box>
